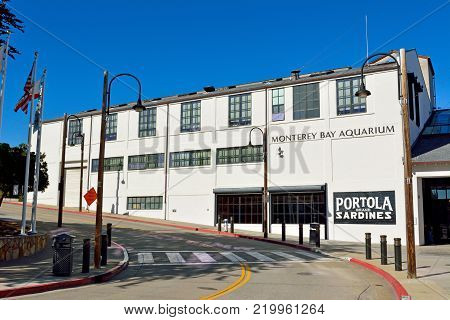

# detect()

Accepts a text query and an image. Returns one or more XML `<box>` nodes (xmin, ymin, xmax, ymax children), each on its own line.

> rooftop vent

<box><xmin>291</xmin><ymin>69</ymin><xmax>300</xmax><ymax>80</ymax></box>
<box><xmin>152</xmin><ymin>97</ymin><xmax>162</xmax><ymax>101</ymax></box>
<box><xmin>204</xmin><ymin>86</ymin><xmax>215</xmax><ymax>92</ymax></box>
<box><xmin>309</xmin><ymin>70</ymin><xmax>334</xmax><ymax>77</ymax></box>
<box><xmin>227</xmin><ymin>85</ymin><xmax>236</xmax><ymax>89</ymax></box>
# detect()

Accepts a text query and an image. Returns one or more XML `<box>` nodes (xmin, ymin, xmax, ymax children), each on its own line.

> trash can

<box><xmin>52</xmin><ymin>233</ymin><xmax>75</xmax><ymax>276</ymax></box>
<box><xmin>309</xmin><ymin>223</ymin><xmax>320</xmax><ymax>247</ymax></box>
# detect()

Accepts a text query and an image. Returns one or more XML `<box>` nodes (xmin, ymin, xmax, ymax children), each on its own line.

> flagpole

<box><xmin>30</xmin><ymin>69</ymin><xmax>46</xmax><ymax>234</ymax></box>
<box><xmin>0</xmin><ymin>31</ymin><xmax>10</xmax><ymax>135</ymax></box>
<box><xmin>20</xmin><ymin>51</ymin><xmax>38</xmax><ymax>236</ymax></box>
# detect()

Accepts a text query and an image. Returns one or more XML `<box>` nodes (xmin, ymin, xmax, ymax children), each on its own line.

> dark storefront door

<box><xmin>423</xmin><ymin>178</ymin><xmax>450</xmax><ymax>245</ymax></box>
<box><xmin>216</xmin><ymin>194</ymin><xmax>263</xmax><ymax>224</ymax></box>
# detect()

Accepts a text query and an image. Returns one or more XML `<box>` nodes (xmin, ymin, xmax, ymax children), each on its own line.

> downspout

<box><xmin>163</xmin><ymin>104</ymin><xmax>170</xmax><ymax>220</ymax></box>
<box><xmin>265</xmin><ymin>87</ymin><xmax>270</xmax><ymax>234</ymax></box>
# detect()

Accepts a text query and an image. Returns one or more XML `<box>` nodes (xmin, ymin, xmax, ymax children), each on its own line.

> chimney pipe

<box><xmin>291</xmin><ymin>69</ymin><xmax>300</xmax><ymax>80</ymax></box>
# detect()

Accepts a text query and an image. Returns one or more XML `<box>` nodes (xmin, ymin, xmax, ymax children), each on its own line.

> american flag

<box><xmin>14</xmin><ymin>60</ymin><xmax>39</xmax><ymax>114</ymax></box>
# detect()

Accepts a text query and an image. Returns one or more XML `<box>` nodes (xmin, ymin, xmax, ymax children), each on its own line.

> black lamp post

<box><xmin>248</xmin><ymin>126</ymin><xmax>268</xmax><ymax>238</ymax></box>
<box><xmin>94</xmin><ymin>71</ymin><xmax>143</xmax><ymax>269</ymax></box>
<box><xmin>355</xmin><ymin>51</ymin><xmax>417</xmax><ymax>279</ymax></box>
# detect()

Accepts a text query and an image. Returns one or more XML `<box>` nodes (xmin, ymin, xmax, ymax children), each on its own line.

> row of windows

<box><xmin>69</xmin><ymin>77</ymin><xmax>366</xmax><ymax>145</ymax></box>
<box><xmin>127</xmin><ymin>196</ymin><xmax>163</xmax><ymax>210</ymax></box>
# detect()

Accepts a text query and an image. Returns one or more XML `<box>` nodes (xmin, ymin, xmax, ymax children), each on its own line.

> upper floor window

<box><xmin>181</xmin><ymin>101</ymin><xmax>201</xmax><ymax>132</ymax></box>
<box><xmin>229</xmin><ymin>93</ymin><xmax>251</xmax><ymax>127</ymax></box>
<box><xmin>68</xmin><ymin>119</ymin><xmax>83</xmax><ymax>146</ymax></box>
<box><xmin>139</xmin><ymin>108</ymin><xmax>157</xmax><ymax>137</ymax></box>
<box><xmin>337</xmin><ymin>77</ymin><xmax>366</xmax><ymax>115</ymax></box>
<box><xmin>128</xmin><ymin>153</ymin><xmax>164</xmax><ymax>170</ymax></box>
<box><xmin>217</xmin><ymin>145</ymin><xmax>263</xmax><ymax>165</ymax></box>
<box><xmin>106</xmin><ymin>113</ymin><xmax>118</xmax><ymax>141</ymax></box>
<box><xmin>272</xmin><ymin>88</ymin><xmax>285</xmax><ymax>121</ymax></box>
<box><xmin>170</xmin><ymin>149</ymin><xmax>211</xmax><ymax>168</ymax></box>
<box><xmin>293</xmin><ymin>83</ymin><xmax>320</xmax><ymax>120</ymax></box>
<box><xmin>91</xmin><ymin>157</ymin><xmax>123</xmax><ymax>172</ymax></box>
<box><xmin>127</xmin><ymin>196</ymin><xmax>163</xmax><ymax>210</ymax></box>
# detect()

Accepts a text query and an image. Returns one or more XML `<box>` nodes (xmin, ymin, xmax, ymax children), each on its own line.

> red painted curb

<box><xmin>0</xmin><ymin>241</ymin><xmax>129</xmax><ymax>299</ymax></box>
<box><xmin>348</xmin><ymin>257</ymin><xmax>411</xmax><ymax>300</ymax></box>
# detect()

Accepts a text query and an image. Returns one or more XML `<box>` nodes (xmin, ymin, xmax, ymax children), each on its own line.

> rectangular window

<box><xmin>293</xmin><ymin>83</ymin><xmax>320</xmax><ymax>120</ymax></box>
<box><xmin>271</xmin><ymin>192</ymin><xmax>326</xmax><ymax>224</ymax></box>
<box><xmin>229</xmin><ymin>93</ymin><xmax>251</xmax><ymax>127</ymax></box>
<box><xmin>68</xmin><ymin>119</ymin><xmax>83</xmax><ymax>146</ymax></box>
<box><xmin>106</xmin><ymin>113</ymin><xmax>118</xmax><ymax>141</ymax></box>
<box><xmin>91</xmin><ymin>157</ymin><xmax>123</xmax><ymax>172</ymax></box>
<box><xmin>128</xmin><ymin>153</ymin><xmax>164</xmax><ymax>170</ymax></box>
<box><xmin>337</xmin><ymin>77</ymin><xmax>366</xmax><ymax>115</ymax></box>
<box><xmin>170</xmin><ymin>149</ymin><xmax>211</xmax><ymax>168</ymax></box>
<box><xmin>139</xmin><ymin>108</ymin><xmax>157</xmax><ymax>137</ymax></box>
<box><xmin>217</xmin><ymin>194</ymin><xmax>263</xmax><ymax>224</ymax></box>
<box><xmin>216</xmin><ymin>145</ymin><xmax>263</xmax><ymax>165</ymax></box>
<box><xmin>272</xmin><ymin>88</ymin><xmax>285</xmax><ymax>121</ymax></box>
<box><xmin>127</xmin><ymin>196</ymin><xmax>163</xmax><ymax>210</ymax></box>
<box><xmin>181</xmin><ymin>101</ymin><xmax>201</xmax><ymax>132</ymax></box>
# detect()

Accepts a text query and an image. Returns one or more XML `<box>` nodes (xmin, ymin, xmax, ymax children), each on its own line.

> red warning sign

<box><xmin>83</xmin><ymin>187</ymin><xmax>97</xmax><ymax>206</ymax></box>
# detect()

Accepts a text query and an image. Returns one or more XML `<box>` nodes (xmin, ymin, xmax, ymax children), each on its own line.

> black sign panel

<box><xmin>334</xmin><ymin>191</ymin><xmax>396</xmax><ymax>225</ymax></box>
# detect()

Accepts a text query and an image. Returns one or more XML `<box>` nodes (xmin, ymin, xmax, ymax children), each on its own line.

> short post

<box><xmin>106</xmin><ymin>223</ymin><xmax>112</xmax><ymax>247</ymax></box>
<box><xmin>281</xmin><ymin>221</ymin><xmax>286</xmax><ymax>241</ymax></box>
<box><xmin>315</xmin><ymin>224</ymin><xmax>320</xmax><ymax>248</ymax></box>
<box><xmin>101</xmin><ymin>234</ymin><xmax>107</xmax><ymax>266</ymax></box>
<box><xmin>230</xmin><ymin>216</ymin><xmax>234</xmax><ymax>233</ymax></box>
<box><xmin>218</xmin><ymin>216</ymin><xmax>222</xmax><ymax>232</ymax></box>
<box><xmin>394</xmin><ymin>238</ymin><xmax>402</xmax><ymax>271</ymax></box>
<box><xmin>298</xmin><ymin>223</ymin><xmax>303</xmax><ymax>245</ymax></box>
<box><xmin>82</xmin><ymin>238</ymin><xmax>90</xmax><ymax>273</ymax></box>
<box><xmin>380</xmin><ymin>235</ymin><xmax>388</xmax><ymax>265</ymax></box>
<box><xmin>365</xmin><ymin>233</ymin><xmax>372</xmax><ymax>260</ymax></box>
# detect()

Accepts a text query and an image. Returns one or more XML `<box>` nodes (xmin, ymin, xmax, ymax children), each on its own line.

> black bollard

<box><xmin>218</xmin><ymin>216</ymin><xmax>222</xmax><ymax>232</ymax></box>
<box><xmin>309</xmin><ymin>224</ymin><xmax>316</xmax><ymax>247</ymax></box>
<box><xmin>365</xmin><ymin>233</ymin><xmax>372</xmax><ymax>260</ymax></box>
<box><xmin>380</xmin><ymin>235</ymin><xmax>388</xmax><ymax>265</ymax></box>
<box><xmin>230</xmin><ymin>216</ymin><xmax>234</xmax><ymax>233</ymax></box>
<box><xmin>82</xmin><ymin>238</ymin><xmax>90</xmax><ymax>273</ymax></box>
<box><xmin>298</xmin><ymin>223</ymin><xmax>303</xmax><ymax>245</ymax></box>
<box><xmin>101</xmin><ymin>234</ymin><xmax>108</xmax><ymax>266</ymax></box>
<box><xmin>394</xmin><ymin>238</ymin><xmax>402</xmax><ymax>271</ymax></box>
<box><xmin>106</xmin><ymin>223</ymin><xmax>112</xmax><ymax>247</ymax></box>
<box><xmin>281</xmin><ymin>222</ymin><xmax>286</xmax><ymax>241</ymax></box>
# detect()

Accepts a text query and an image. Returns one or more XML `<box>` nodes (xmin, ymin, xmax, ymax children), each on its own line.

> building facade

<box><xmin>31</xmin><ymin>49</ymin><xmax>450</xmax><ymax>245</ymax></box>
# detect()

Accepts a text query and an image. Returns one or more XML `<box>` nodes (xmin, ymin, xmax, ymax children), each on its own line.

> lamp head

<box><xmin>132</xmin><ymin>98</ymin><xmax>145</xmax><ymax>112</ymax></box>
<box><xmin>355</xmin><ymin>82</ymin><xmax>371</xmax><ymax>98</ymax></box>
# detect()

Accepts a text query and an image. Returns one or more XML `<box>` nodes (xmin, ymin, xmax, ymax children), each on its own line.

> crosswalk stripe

<box><xmin>138</xmin><ymin>253</ymin><xmax>154</xmax><ymax>264</ymax></box>
<box><xmin>246</xmin><ymin>251</ymin><xmax>275</xmax><ymax>262</ymax></box>
<box><xmin>166</xmin><ymin>252</ymin><xmax>186</xmax><ymax>263</ymax></box>
<box><xmin>294</xmin><ymin>250</ymin><xmax>322</xmax><ymax>259</ymax></box>
<box><xmin>220</xmin><ymin>251</ymin><xmax>246</xmax><ymax>262</ymax></box>
<box><xmin>193</xmin><ymin>252</ymin><xmax>216</xmax><ymax>263</ymax></box>
<box><xmin>271</xmin><ymin>251</ymin><xmax>306</xmax><ymax>261</ymax></box>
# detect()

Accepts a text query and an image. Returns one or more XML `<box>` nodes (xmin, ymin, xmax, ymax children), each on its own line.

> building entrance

<box><xmin>422</xmin><ymin>178</ymin><xmax>450</xmax><ymax>244</ymax></box>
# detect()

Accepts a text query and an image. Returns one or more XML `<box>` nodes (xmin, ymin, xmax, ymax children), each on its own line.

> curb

<box><xmin>0</xmin><ymin>241</ymin><xmax>129</xmax><ymax>299</ymax></box>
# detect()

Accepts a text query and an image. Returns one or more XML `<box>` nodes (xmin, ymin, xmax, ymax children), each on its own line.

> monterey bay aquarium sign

<box><xmin>334</xmin><ymin>191</ymin><xmax>396</xmax><ymax>225</ymax></box>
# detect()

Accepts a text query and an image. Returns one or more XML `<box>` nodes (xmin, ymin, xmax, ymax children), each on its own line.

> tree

<box><xmin>0</xmin><ymin>143</ymin><xmax>49</xmax><ymax>206</ymax></box>
<box><xmin>0</xmin><ymin>0</ymin><xmax>25</xmax><ymax>58</ymax></box>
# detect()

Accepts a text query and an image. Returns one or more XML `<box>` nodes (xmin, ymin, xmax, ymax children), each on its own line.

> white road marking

<box><xmin>246</xmin><ymin>251</ymin><xmax>275</xmax><ymax>262</ymax></box>
<box><xmin>193</xmin><ymin>252</ymin><xmax>216</xmax><ymax>263</ymax></box>
<box><xmin>166</xmin><ymin>252</ymin><xmax>186</xmax><ymax>263</ymax></box>
<box><xmin>220</xmin><ymin>251</ymin><xmax>246</xmax><ymax>262</ymax></box>
<box><xmin>271</xmin><ymin>251</ymin><xmax>306</xmax><ymax>261</ymax></box>
<box><xmin>294</xmin><ymin>250</ymin><xmax>324</xmax><ymax>259</ymax></box>
<box><xmin>137</xmin><ymin>253</ymin><xmax>154</xmax><ymax>264</ymax></box>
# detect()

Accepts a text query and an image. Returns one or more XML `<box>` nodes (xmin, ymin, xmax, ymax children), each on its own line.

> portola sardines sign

<box><xmin>334</xmin><ymin>191</ymin><xmax>396</xmax><ymax>225</ymax></box>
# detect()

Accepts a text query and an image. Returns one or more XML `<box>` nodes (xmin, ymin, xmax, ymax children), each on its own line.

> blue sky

<box><xmin>0</xmin><ymin>0</ymin><xmax>449</xmax><ymax>146</ymax></box>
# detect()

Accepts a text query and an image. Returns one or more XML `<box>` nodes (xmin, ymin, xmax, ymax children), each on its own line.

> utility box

<box><xmin>52</xmin><ymin>233</ymin><xmax>75</xmax><ymax>276</ymax></box>
<box><xmin>309</xmin><ymin>223</ymin><xmax>320</xmax><ymax>247</ymax></box>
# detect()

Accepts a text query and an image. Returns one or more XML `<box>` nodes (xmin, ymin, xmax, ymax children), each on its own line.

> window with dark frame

<box><xmin>169</xmin><ymin>149</ymin><xmax>211</xmax><ymax>168</ymax></box>
<box><xmin>68</xmin><ymin>119</ymin><xmax>83</xmax><ymax>146</ymax></box>
<box><xmin>293</xmin><ymin>83</ymin><xmax>320</xmax><ymax>120</ymax></box>
<box><xmin>139</xmin><ymin>108</ymin><xmax>157</xmax><ymax>137</ymax></box>
<box><xmin>128</xmin><ymin>153</ymin><xmax>164</xmax><ymax>170</ymax></box>
<box><xmin>91</xmin><ymin>157</ymin><xmax>123</xmax><ymax>172</ymax></box>
<box><xmin>272</xmin><ymin>88</ymin><xmax>285</xmax><ymax>121</ymax></box>
<box><xmin>229</xmin><ymin>93</ymin><xmax>251</xmax><ymax>127</ymax></box>
<box><xmin>127</xmin><ymin>196</ymin><xmax>163</xmax><ymax>210</ymax></box>
<box><xmin>271</xmin><ymin>192</ymin><xmax>326</xmax><ymax>224</ymax></box>
<box><xmin>337</xmin><ymin>77</ymin><xmax>366</xmax><ymax>115</ymax></box>
<box><xmin>181</xmin><ymin>101</ymin><xmax>201</xmax><ymax>132</ymax></box>
<box><xmin>106</xmin><ymin>113</ymin><xmax>118</xmax><ymax>141</ymax></box>
<box><xmin>216</xmin><ymin>145</ymin><xmax>263</xmax><ymax>165</ymax></box>
<box><xmin>216</xmin><ymin>194</ymin><xmax>263</xmax><ymax>224</ymax></box>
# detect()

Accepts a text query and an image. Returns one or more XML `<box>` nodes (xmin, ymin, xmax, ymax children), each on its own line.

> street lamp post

<box><xmin>355</xmin><ymin>50</ymin><xmax>417</xmax><ymax>279</ymax></box>
<box><xmin>248</xmin><ymin>127</ymin><xmax>268</xmax><ymax>238</ymax></box>
<box><xmin>94</xmin><ymin>71</ymin><xmax>144</xmax><ymax>269</ymax></box>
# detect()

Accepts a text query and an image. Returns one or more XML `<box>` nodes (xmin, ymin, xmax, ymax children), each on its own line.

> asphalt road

<box><xmin>0</xmin><ymin>204</ymin><xmax>395</xmax><ymax>300</ymax></box>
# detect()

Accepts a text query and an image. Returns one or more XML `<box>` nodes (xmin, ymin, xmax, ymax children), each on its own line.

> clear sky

<box><xmin>0</xmin><ymin>0</ymin><xmax>449</xmax><ymax>146</ymax></box>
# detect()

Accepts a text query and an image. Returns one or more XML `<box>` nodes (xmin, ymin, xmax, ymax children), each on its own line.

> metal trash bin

<box><xmin>52</xmin><ymin>233</ymin><xmax>75</xmax><ymax>276</ymax></box>
<box><xmin>309</xmin><ymin>223</ymin><xmax>320</xmax><ymax>247</ymax></box>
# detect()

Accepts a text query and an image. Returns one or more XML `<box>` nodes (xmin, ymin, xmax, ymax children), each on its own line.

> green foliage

<box><xmin>0</xmin><ymin>0</ymin><xmax>25</xmax><ymax>58</ymax></box>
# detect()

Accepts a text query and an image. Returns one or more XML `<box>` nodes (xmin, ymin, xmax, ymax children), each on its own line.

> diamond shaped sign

<box><xmin>84</xmin><ymin>187</ymin><xmax>97</xmax><ymax>206</ymax></box>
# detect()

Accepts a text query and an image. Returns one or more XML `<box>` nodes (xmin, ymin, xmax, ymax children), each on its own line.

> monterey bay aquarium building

<box><xmin>31</xmin><ymin>49</ymin><xmax>450</xmax><ymax>245</ymax></box>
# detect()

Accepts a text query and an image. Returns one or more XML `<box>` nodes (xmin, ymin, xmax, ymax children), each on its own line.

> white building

<box><xmin>32</xmin><ymin>48</ymin><xmax>450</xmax><ymax>245</ymax></box>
